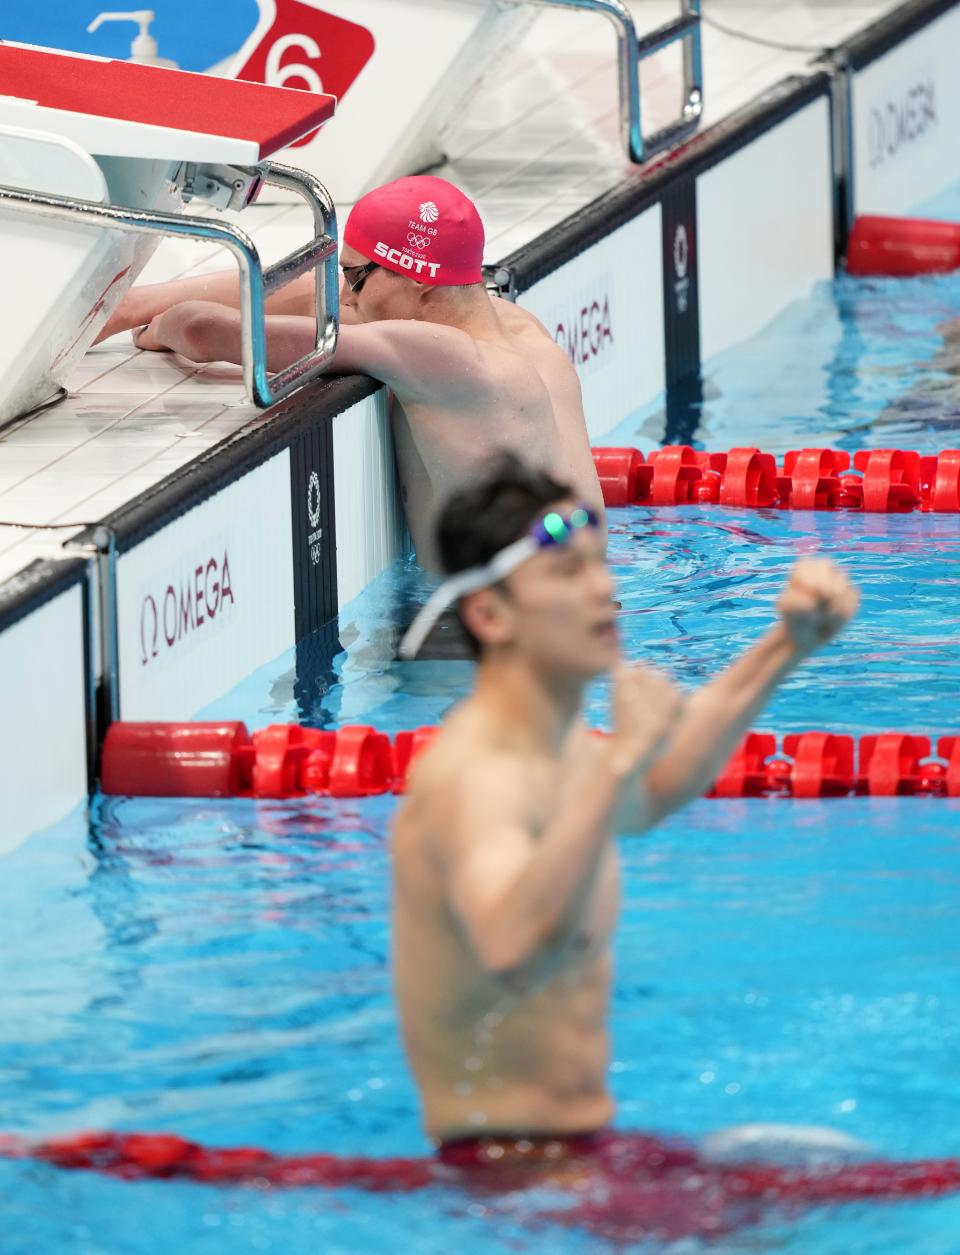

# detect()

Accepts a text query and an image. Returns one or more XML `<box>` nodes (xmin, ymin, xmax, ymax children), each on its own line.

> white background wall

<box><xmin>851</xmin><ymin>6</ymin><xmax>960</xmax><ymax>217</ymax></box>
<box><xmin>333</xmin><ymin>392</ymin><xmax>406</xmax><ymax>608</ymax></box>
<box><xmin>697</xmin><ymin>97</ymin><xmax>834</xmax><ymax>361</ymax></box>
<box><xmin>0</xmin><ymin>584</ymin><xmax>88</xmax><ymax>854</ymax></box>
<box><xmin>517</xmin><ymin>206</ymin><xmax>665</xmax><ymax>442</ymax></box>
<box><xmin>116</xmin><ymin>454</ymin><xmax>296</xmax><ymax>720</ymax></box>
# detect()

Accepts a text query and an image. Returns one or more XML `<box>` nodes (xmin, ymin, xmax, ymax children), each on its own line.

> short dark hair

<box><xmin>434</xmin><ymin>452</ymin><xmax>572</xmax><ymax>655</ymax></box>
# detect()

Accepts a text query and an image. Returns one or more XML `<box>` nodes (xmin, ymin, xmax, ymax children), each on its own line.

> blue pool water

<box><xmin>4</xmin><ymin>204</ymin><xmax>960</xmax><ymax>1251</ymax></box>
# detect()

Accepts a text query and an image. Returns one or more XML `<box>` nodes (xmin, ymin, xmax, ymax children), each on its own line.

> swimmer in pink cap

<box><xmin>102</xmin><ymin>175</ymin><xmax>603</xmax><ymax>568</ymax></box>
<box><xmin>342</xmin><ymin>173</ymin><xmax>486</xmax><ymax>288</ymax></box>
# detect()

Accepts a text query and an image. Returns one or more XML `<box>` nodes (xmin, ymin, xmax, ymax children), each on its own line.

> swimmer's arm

<box><xmin>316</xmin><ymin>321</ymin><xmax>490</xmax><ymax>403</ymax></box>
<box><xmin>442</xmin><ymin>753</ymin><xmax>634</xmax><ymax>988</ymax></box>
<box><xmin>633</xmin><ymin>622</ymin><xmax>801</xmax><ymax>826</ymax></box>
<box><xmin>97</xmin><ymin>270</ymin><xmax>356</xmax><ymax>343</ymax></box>
<box><xmin>134</xmin><ymin>306</ymin><xmax>476</xmax><ymax>396</ymax></box>
<box><xmin>133</xmin><ymin>303</ymin><xmax>316</xmax><ymax>373</ymax></box>
<box><xmin>635</xmin><ymin>559</ymin><xmax>859</xmax><ymax>825</ymax></box>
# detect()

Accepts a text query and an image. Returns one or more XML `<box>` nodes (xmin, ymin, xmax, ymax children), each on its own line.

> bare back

<box><xmin>392</xmin><ymin>704</ymin><xmax>620</xmax><ymax>1144</ymax></box>
<box><xmin>389</xmin><ymin>298</ymin><xmax>603</xmax><ymax>568</ymax></box>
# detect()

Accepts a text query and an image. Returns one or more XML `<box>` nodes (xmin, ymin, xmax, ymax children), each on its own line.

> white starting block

<box><xmin>226</xmin><ymin>0</ymin><xmax>703</xmax><ymax>202</ymax></box>
<box><xmin>0</xmin><ymin>41</ymin><xmax>340</xmax><ymax>425</ymax></box>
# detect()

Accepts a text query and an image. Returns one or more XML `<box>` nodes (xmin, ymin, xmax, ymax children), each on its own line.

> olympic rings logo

<box><xmin>406</xmin><ymin>233</ymin><xmax>431</xmax><ymax>251</ymax></box>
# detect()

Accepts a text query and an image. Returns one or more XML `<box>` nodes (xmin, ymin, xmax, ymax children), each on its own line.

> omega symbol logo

<box><xmin>406</xmin><ymin>232</ymin><xmax>431</xmax><ymax>250</ymax></box>
<box><xmin>419</xmin><ymin>201</ymin><xmax>440</xmax><ymax>224</ymax></box>
<box><xmin>307</xmin><ymin>470</ymin><xmax>321</xmax><ymax>529</ymax></box>
<box><xmin>673</xmin><ymin>224</ymin><xmax>689</xmax><ymax>281</ymax></box>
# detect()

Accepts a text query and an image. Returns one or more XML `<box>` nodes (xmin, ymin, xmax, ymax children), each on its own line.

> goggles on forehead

<box><xmin>399</xmin><ymin>505</ymin><xmax>600</xmax><ymax>660</ymax></box>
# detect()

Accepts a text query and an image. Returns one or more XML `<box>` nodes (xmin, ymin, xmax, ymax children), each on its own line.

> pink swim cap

<box><xmin>343</xmin><ymin>175</ymin><xmax>485</xmax><ymax>287</ymax></box>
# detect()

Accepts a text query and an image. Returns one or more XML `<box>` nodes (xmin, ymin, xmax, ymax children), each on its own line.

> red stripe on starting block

<box><xmin>0</xmin><ymin>44</ymin><xmax>335</xmax><ymax>157</ymax></box>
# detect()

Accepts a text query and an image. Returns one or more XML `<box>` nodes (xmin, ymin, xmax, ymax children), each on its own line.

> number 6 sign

<box><xmin>233</xmin><ymin>0</ymin><xmax>375</xmax><ymax>148</ymax></box>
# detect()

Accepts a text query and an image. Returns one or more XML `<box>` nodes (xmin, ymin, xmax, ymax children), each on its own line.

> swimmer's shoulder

<box><xmin>406</xmin><ymin>706</ymin><xmax>513</xmax><ymax>797</ymax></box>
<box><xmin>490</xmin><ymin>297</ymin><xmax>552</xmax><ymax>339</ymax></box>
<box><xmin>403</xmin><ymin>714</ymin><xmax>527</xmax><ymax>848</ymax></box>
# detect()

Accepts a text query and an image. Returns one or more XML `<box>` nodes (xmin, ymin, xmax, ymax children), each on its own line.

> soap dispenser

<box><xmin>87</xmin><ymin>10</ymin><xmax>180</xmax><ymax>69</ymax></box>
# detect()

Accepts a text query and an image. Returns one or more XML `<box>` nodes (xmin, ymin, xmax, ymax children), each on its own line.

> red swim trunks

<box><xmin>437</xmin><ymin>1131</ymin><xmax>960</xmax><ymax>1244</ymax></box>
<box><xmin>438</xmin><ymin>1131</ymin><xmax>751</xmax><ymax>1241</ymax></box>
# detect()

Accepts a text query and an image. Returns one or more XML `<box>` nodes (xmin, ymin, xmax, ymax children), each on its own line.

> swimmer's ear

<box><xmin>460</xmin><ymin>586</ymin><xmax>515</xmax><ymax>649</ymax></box>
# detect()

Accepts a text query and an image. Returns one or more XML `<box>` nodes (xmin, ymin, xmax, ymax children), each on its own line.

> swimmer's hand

<box><xmin>607</xmin><ymin>664</ymin><xmax>684</xmax><ymax>776</ymax></box>
<box><xmin>132</xmin><ymin>320</ymin><xmax>166</xmax><ymax>352</ymax></box>
<box><xmin>132</xmin><ymin>301</ymin><xmax>228</xmax><ymax>359</ymax></box>
<box><xmin>777</xmin><ymin>558</ymin><xmax>859</xmax><ymax>656</ymax></box>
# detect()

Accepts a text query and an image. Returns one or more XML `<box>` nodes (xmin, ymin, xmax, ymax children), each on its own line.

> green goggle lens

<box><xmin>542</xmin><ymin>512</ymin><xmax>570</xmax><ymax>542</ymax></box>
<box><xmin>540</xmin><ymin>507</ymin><xmax>595</xmax><ymax>545</ymax></box>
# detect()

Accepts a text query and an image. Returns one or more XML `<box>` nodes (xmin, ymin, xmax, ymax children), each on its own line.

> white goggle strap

<box><xmin>398</xmin><ymin>536</ymin><xmax>539</xmax><ymax>660</ymax></box>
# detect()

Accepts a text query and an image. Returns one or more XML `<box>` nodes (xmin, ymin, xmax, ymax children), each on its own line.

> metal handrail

<box><xmin>0</xmin><ymin>160</ymin><xmax>339</xmax><ymax>409</ymax></box>
<box><xmin>504</xmin><ymin>0</ymin><xmax>703</xmax><ymax>163</ymax></box>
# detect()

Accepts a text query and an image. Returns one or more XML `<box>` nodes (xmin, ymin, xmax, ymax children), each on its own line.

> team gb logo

<box><xmin>419</xmin><ymin>201</ymin><xmax>440</xmax><ymax>224</ymax></box>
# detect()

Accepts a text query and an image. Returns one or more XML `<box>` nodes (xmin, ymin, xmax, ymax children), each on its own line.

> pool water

<box><xmin>3</xmin><ymin>195</ymin><xmax>960</xmax><ymax>1251</ymax></box>
<box><xmin>3</xmin><ymin>786</ymin><xmax>960</xmax><ymax>1253</ymax></box>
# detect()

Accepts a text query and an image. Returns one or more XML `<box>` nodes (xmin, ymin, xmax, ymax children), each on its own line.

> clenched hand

<box><xmin>608</xmin><ymin>663</ymin><xmax>684</xmax><ymax>776</ymax></box>
<box><xmin>777</xmin><ymin>557</ymin><xmax>859</xmax><ymax>655</ymax></box>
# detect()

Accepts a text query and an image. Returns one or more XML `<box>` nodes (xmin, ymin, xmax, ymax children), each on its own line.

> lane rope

<box><xmin>591</xmin><ymin>446</ymin><xmax>960</xmax><ymax>512</ymax></box>
<box><xmin>3</xmin><ymin>1126</ymin><xmax>959</xmax><ymax>1244</ymax></box>
<box><xmin>100</xmin><ymin>724</ymin><xmax>960</xmax><ymax>800</ymax></box>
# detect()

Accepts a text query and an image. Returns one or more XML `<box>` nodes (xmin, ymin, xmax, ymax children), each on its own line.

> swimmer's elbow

<box><xmin>169</xmin><ymin>305</ymin><xmax>237</xmax><ymax>364</ymax></box>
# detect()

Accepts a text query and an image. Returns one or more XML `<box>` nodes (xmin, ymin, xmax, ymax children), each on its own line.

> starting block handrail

<box><xmin>0</xmin><ymin>160</ymin><xmax>339</xmax><ymax>409</ymax></box>
<box><xmin>509</xmin><ymin>0</ymin><xmax>703</xmax><ymax>163</ymax></box>
<box><xmin>255</xmin><ymin>160</ymin><xmax>340</xmax><ymax>392</ymax></box>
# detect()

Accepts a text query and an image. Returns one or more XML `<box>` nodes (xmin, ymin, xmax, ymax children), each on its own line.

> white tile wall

<box><xmin>333</xmin><ymin>392</ymin><xmax>407</xmax><ymax>609</ymax></box>
<box><xmin>698</xmin><ymin>95</ymin><xmax>835</xmax><ymax>359</ymax></box>
<box><xmin>0</xmin><ymin>584</ymin><xmax>89</xmax><ymax>853</ymax></box>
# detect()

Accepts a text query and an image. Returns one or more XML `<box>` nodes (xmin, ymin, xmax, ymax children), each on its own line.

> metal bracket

<box><xmin>504</xmin><ymin>0</ymin><xmax>703</xmax><ymax>163</ymax></box>
<box><xmin>0</xmin><ymin>159</ymin><xmax>339</xmax><ymax>409</ymax></box>
<box><xmin>826</xmin><ymin>53</ymin><xmax>855</xmax><ymax>262</ymax></box>
<box><xmin>178</xmin><ymin>162</ymin><xmax>264</xmax><ymax>213</ymax></box>
<box><xmin>484</xmin><ymin>264</ymin><xmax>518</xmax><ymax>301</ymax></box>
<box><xmin>65</xmin><ymin>525</ymin><xmax>119</xmax><ymax>750</ymax></box>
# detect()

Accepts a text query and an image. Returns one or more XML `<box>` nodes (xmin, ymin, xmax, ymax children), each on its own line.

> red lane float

<box><xmin>847</xmin><ymin>215</ymin><xmax>960</xmax><ymax>277</ymax></box>
<box><xmin>100</xmin><ymin>724</ymin><xmax>960</xmax><ymax>800</ymax></box>
<box><xmin>593</xmin><ymin>447</ymin><xmax>648</xmax><ymax>507</ymax></box>
<box><xmin>101</xmin><ymin>722</ymin><xmax>392</xmax><ymax>800</ymax></box>
<box><xmin>6</xmin><ymin>1126</ymin><xmax>960</xmax><ymax>1247</ymax></box>
<box><xmin>590</xmin><ymin>447</ymin><xmax>960</xmax><ymax>512</ymax></box>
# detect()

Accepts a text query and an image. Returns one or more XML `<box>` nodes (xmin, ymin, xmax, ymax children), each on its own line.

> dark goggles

<box><xmin>341</xmin><ymin>261</ymin><xmax>381</xmax><ymax>294</ymax></box>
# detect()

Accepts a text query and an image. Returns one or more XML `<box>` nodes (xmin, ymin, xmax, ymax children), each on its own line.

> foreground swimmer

<box><xmin>392</xmin><ymin>453</ymin><xmax>859</xmax><ymax>1147</ymax></box>
<box><xmin>99</xmin><ymin>176</ymin><xmax>602</xmax><ymax>567</ymax></box>
<box><xmin>14</xmin><ymin>463</ymin><xmax>960</xmax><ymax>1241</ymax></box>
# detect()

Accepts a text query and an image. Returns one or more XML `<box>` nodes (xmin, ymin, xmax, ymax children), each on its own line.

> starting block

<box><xmin>0</xmin><ymin>41</ymin><xmax>339</xmax><ymax>423</ymax></box>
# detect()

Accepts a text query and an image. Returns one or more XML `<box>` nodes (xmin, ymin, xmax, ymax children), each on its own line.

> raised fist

<box><xmin>777</xmin><ymin>558</ymin><xmax>859</xmax><ymax>655</ymax></box>
<box><xmin>609</xmin><ymin>663</ymin><xmax>684</xmax><ymax>774</ymax></box>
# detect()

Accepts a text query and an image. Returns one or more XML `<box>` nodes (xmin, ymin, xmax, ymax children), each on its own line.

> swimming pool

<box><xmin>3</xmin><ymin>207</ymin><xmax>960</xmax><ymax>1251</ymax></box>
